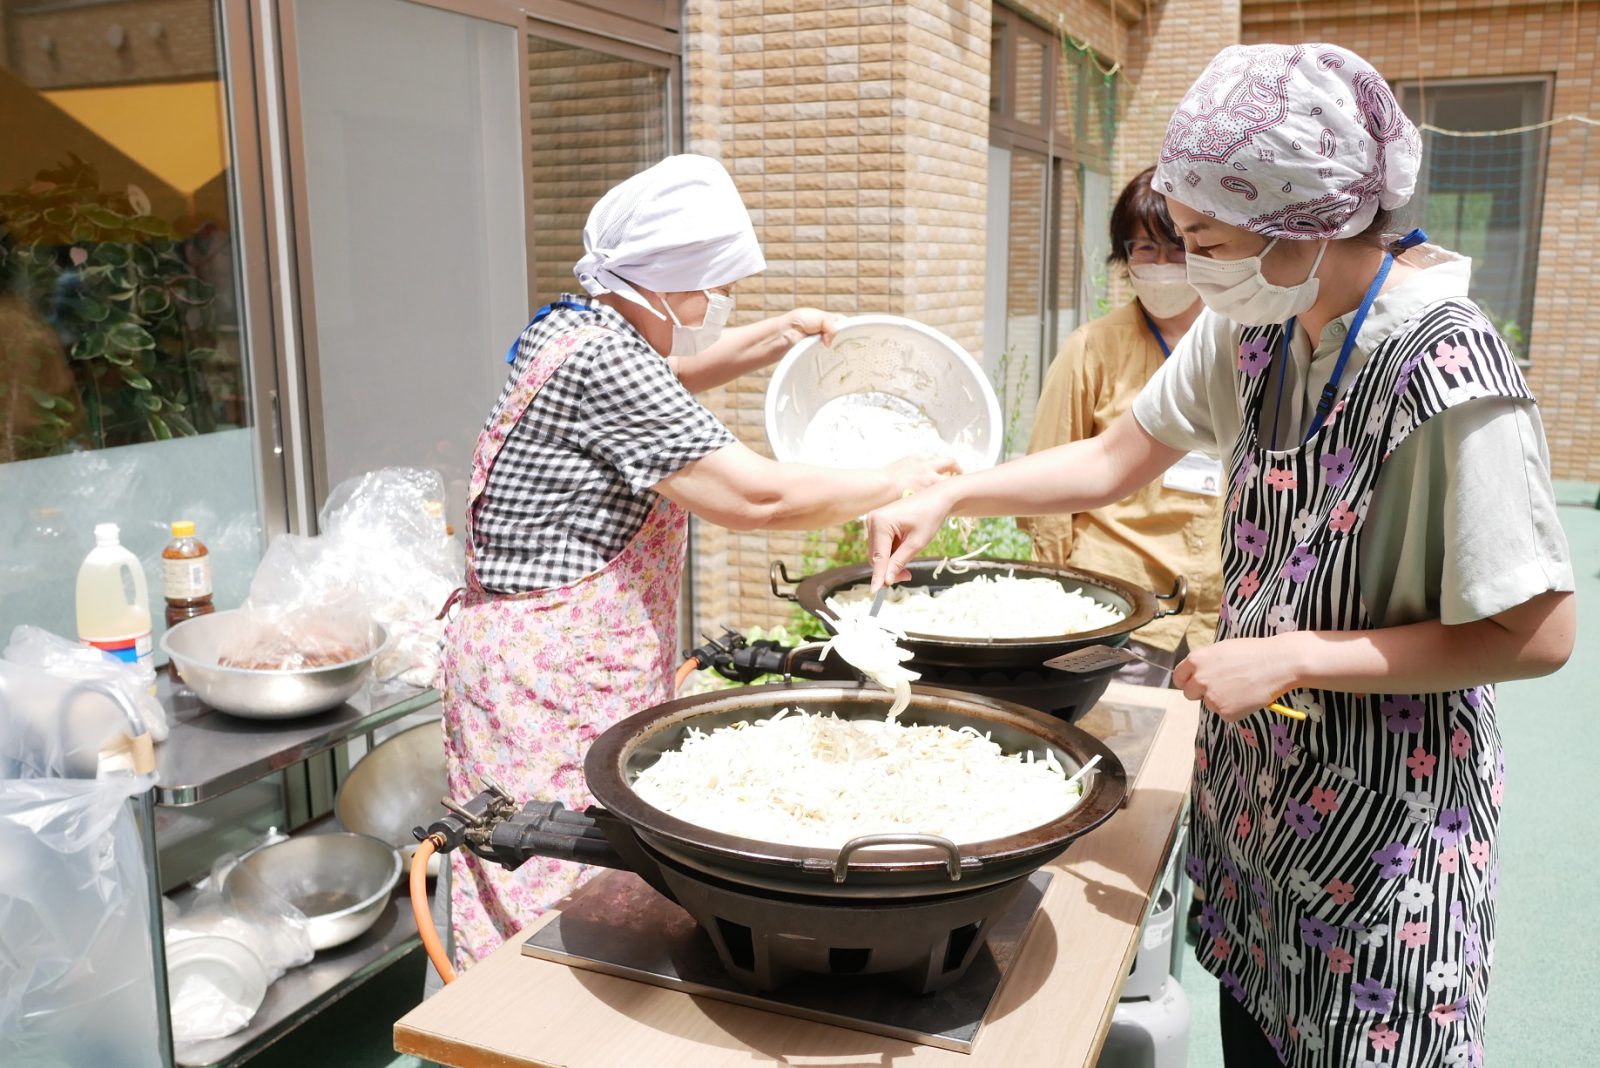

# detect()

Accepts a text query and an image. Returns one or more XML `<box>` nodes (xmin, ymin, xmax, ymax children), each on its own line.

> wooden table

<box><xmin>395</xmin><ymin>682</ymin><xmax>1198</xmax><ymax>1067</ymax></box>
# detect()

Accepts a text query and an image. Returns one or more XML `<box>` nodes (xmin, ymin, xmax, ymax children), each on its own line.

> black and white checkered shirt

<box><xmin>471</xmin><ymin>296</ymin><xmax>735</xmax><ymax>593</ymax></box>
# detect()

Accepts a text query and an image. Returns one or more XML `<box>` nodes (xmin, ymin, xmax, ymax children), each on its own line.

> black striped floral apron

<box><xmin>1188</xmin><ymin>298</ymin><xmax>1532</xmax><ymax>1067</ymax></box>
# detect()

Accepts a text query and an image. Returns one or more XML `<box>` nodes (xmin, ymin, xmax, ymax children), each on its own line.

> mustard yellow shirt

<box><xmin>1021</xmin><ymin>300</ymin><xmax>1224</xmax><ymax>652</ymax></box>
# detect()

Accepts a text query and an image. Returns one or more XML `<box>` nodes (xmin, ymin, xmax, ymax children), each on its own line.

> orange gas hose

<box><xmin>673</xmin><ymin>656</ymin><xmax>700</xmax><ymax>691</ymax></box>
<box><xmin>410</xmin><ymin>835</ymin><xmax>456</xmax><ymax>984</ymax></box>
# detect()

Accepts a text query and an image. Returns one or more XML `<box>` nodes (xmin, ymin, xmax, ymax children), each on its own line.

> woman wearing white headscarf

<box><xmin>437</xmin><ymin>155</ymin><xmax>955</xmax><ymax>967</ymax></box>
<box><xmin>865</xmin><ymin>45</ymin><xmax>1573</xmax><ymax>1065</ymax></box>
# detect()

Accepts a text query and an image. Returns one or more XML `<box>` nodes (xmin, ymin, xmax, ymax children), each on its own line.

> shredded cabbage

<box><xmin>828</xmin><ymin>572</ymin><xmax>1125</xmax><ymax>640</ymax></box>
<box><xmin>819</xmin><ymin>612</ymin><xmax>918</xmax><ymax>716</ymax></box>
<box><xmin>631</xmin><ymin>706</ymin><xmax>1093</xmax><ymax>848</ymax></box>
<box><xmin>797</xmin><ymin>391</ymin><xmax>986</xmax><ymax>471</ymax></box>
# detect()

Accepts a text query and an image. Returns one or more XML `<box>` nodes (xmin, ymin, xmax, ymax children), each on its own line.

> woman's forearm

<box><xmin>672</xmin><ymin>315</ymin><xmax>800</xmax><ymax>393</ymax></box>
<box><xmin>946</xmin><ymin>413</ymin><xmax>1185</xmax><ymax>518</ymax></box>
<box><xmin>1278</xmin><ymin>591</ymin><xmax>1576</xmax><ymax>694</ymax></box>
<box><xmin>754</xmin><ymin>463</ymin><xmax>903</xmax><ymax>529</ymax></box>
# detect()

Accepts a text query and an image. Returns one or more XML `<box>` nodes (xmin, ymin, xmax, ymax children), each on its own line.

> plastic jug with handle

<box><xmin>75</xmin><ymin>522</ymin><xmax>153</xmax><ymax>671</ymax></box>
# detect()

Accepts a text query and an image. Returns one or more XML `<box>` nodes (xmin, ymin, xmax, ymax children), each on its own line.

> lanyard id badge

<box><xmin>1162</xmin><ymin>450</ymin><xmax>1224</xmax><ymax>496</ymax></box>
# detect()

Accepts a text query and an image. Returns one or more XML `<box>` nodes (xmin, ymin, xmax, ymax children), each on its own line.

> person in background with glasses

<box><xmin>1021</xmin><ymin>165</ymin><xmax>1223</xmax><ymax>688</ymax></box>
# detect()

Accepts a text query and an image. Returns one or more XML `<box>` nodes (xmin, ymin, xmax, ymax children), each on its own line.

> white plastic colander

<box><xmin>763</xmin><ymin>314</ymin><xmax>1003</xmax><ymax>471</ymax></box>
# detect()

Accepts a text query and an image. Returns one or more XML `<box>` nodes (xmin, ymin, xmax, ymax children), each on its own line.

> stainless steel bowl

<box><xmin>336</xmin><ymin>719</ymin><xmax>447</xmax><ymax>875</ymax></box>
<box><xmin>162</xmin><ymin>609</ymin><xmax>388</xmax><ymax>720</ymax></box>
<box><xmin>230</xmin><ymin>832</ymin><xmax>402</xmax><ymax>951</ymax></box>
<box><xmin>764</xmin><ymin>314</ymin><xmax>1003</xmax><ymax>470</ymax></box>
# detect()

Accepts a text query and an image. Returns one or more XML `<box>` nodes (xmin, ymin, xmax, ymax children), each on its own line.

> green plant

<box><xmin>0</xmin><ymin>155</ymin><xmax>229</xmax><ymax>459</ymax></box>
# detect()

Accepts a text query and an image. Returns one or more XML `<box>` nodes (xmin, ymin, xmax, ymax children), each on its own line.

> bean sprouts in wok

<box><xmin>631</xmin><ymin>707</ymin><xmax>1100</xmax><ymax>849</ymax></box>
<box><xmin>829</xmin><ymin>572</ymin><xmax>1125</xmax><ymax>641</ymax></box>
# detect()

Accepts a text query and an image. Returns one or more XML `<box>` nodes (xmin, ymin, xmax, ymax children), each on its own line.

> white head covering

<box><xmin>1154</xmin><ymin>44</ymin><xmax>1421</xmax><ymax>240</ymax></box>
<box><xmin>573</xmin><ymin>154</ymin><xmax>766</xmax><ymax>313</ymax></box>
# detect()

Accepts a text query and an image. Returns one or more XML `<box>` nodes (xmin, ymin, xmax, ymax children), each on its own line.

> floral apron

<box><xmin>1189</xmin><ymin>301</ymin><xmax>1531</xmax><ymax>1067</ymax></box>
<box><xmin>438</xmin><ymin>321</ymin><xmax>686</xmax><ymax>967</ymax></box>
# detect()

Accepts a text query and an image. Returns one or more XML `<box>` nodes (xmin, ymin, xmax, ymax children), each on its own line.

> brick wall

<box><xmin>678</xmin><ymin>0</ymin><xmax>1249</xmax><ymax>635</ymax></box>
<box><xmin>1117</xmin><ymin>0</ymin><xmax>1241</xmax><ymax>187</ymax></box>
<box><xmin>1242</xmin><ymin>0</ymin><xmax>1600</xmax><ymax>480</ymax></box>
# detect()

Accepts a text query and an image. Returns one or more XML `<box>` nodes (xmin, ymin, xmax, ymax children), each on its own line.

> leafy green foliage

<box><xmin>0</xmin><ymin>156</ymin><xmax>235</xmax><ymax>459</ymax></box>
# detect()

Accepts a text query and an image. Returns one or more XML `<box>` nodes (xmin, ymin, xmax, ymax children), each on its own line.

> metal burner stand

<box><xmin>523</xmin><ymin>869</ymin><xmax>1052</xmax><ymax>1054</ymax></box>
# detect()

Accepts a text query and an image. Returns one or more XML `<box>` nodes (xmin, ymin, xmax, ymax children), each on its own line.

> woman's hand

<box><xmin>886</xmin><ymin>452</ymin><xmax>960</xmax><ymax>497</ymax></box>
<box><xmin>784</xmin><ymin>307</ymin><xmax>842</xmax><ymax>348</ymax></box>
<box><xmin>866</xmin><ymin>479</ymin><xmax>959</xmax><ymax>588</ymax></box>
<box><xmin>1173</xmin><ymin>636</ymin><xmax>1301</xmax><ymax>722</ymax></box>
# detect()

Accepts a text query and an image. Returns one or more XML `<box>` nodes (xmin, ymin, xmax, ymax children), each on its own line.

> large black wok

<box><xmin>771</xmin><ymin>557</ymin><xmax>1187</xmax><ymax>670</ymax></box>
<box><xmin>584</xmin><ymin>682</ymin><xmax>1126</xmax><ymax>896</ymax></box>
<box><xmin>424</xmin><ymin>682</ymin><xmax>1127</xmax><ymax>992</ymax></box>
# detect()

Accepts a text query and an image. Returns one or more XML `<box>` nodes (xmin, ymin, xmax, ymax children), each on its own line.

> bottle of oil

<box><xmin>162</xmin><ymin>520</ymin><xmax>215</xmax><ymax>629</ymax></box>
<box><xmin>76</xmin><ymin>522</ymin><xmax>154</xmax><ymax>670</ymax></box>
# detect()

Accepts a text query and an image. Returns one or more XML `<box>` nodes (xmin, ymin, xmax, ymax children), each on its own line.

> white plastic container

<box><xmin>75</xmin><ymin>523</ymin><xmax>153</xmax><ymax>671</ymax></box>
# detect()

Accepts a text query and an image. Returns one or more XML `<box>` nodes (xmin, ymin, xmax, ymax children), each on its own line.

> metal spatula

<box><xmin>1043</xmin><ymin>644</ymin><xmax>1154</xmax><ymax>675</ymax></box>
<box><xmin>1044</xmin><ymin>646</ymin><xmax>1307</xmax><ymax>720</ymax></box>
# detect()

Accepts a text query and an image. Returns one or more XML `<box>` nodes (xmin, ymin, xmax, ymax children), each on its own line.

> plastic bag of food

<box><xmin>228</xmin><ymin>468</ymin><xmax>459</xmax><ymax>679</ymax></box>
<box><xmin>3</xmin><ymin>625</ymin><xmax>168</xmax><ymax>742</ymax></box>
<box><xmin>317</xmin><ymin>468</ymin><xmax>459</xmax><ymax>687</ymax></box>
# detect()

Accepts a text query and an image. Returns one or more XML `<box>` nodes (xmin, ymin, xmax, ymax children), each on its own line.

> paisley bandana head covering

<box><xmin>574</xmin><ymin>154</ymin><xmax>766</xmax><ymax>312</ymax></box>
<box><xmin>1154</xmin><ymin>44</ymin><xmax>1421</xmax><ymax>240</ymax></box>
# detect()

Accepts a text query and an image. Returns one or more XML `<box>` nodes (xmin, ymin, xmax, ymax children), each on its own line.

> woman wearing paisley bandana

<box><xmin>867</xmin><ymin>44</ymin><xmax>1574</xmax><ymax>1066</ymax></box>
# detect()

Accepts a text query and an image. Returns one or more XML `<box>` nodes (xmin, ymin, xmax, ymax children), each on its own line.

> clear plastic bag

<box><xmin>3</xmin><ymin>625</ymin><xmax>168</xmax><ymax>742</ymax></box>
<box><xmin>0</xmin><ymin>660</ymin><xmax>162</xmax><ymax>1068</ymax></box>
<box><xmin>228</xmin><ymin>467</ymin><xmax>460</xmax><ymax>682</ymax></box>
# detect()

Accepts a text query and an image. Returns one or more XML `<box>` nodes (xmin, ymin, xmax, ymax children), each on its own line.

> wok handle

<box><xmin>808</xmin><ymin>833</ymin><xmax>981</xmax><ymax>884</ymax></box>
<box><xmin>1153</xmin><ymin>575</ymin><xmax>1188</xmax><ymax>619</ymax></box>
<box><xmin>769</xmin><ymin>560</ymin><xmax>800</xmax><ymax>602</ymax></box>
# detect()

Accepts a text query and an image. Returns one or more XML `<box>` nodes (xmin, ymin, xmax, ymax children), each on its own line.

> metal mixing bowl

<box><xmin>764</xmin><ymin>314</ymin><xmax>1003</xmax><ymax>470</ymax></box>
<box><xmin>230</xmin><ymin>832</ymin><xmax>402</xmax><ymax>951</ymax></box>
<box><xmin>162</xmin><ymin>609</ymin><xmax>388</xmax><ymax>720</ymax></box>
<box><xmin>336</xmin><ymin>719</ymin><xmax>447</xmax><ymax>874</ymax></box>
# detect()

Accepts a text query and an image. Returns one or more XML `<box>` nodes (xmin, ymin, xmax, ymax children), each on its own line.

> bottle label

<box><xmin>86</xmin><ymin>633</ymin><xmax>153</xmax><ymax>667</ymax></box>
<box><xmin>164</xmin><ymin>557</ymin><xmax>213</xmax><ymax>599</ymax></box>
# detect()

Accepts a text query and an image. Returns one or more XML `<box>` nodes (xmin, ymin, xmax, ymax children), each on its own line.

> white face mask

<box><xmin>663</xmin><ymin>290</ymin><xmax>734</xmax><ymax>357</ymax></box>
<box><xmin>1128</xmin><ymin>262</ymin><xmax>1199</xmax><ymax>319</ymax></box>
<box><xmin>1185</xmin><ymin>237</ymin><xmax>1328</xmax><ymax>326</ymax></box>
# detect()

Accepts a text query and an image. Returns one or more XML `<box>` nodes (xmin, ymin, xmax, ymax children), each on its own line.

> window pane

<box><xmin>1399</xmin><ymin>81</ymin><xmax>1548</xmax><ymax>359</ymax></box>
<box><xmin>528</xmin><ymin>36</ymin><xmax>669</xmax><ymax>301</ymax></box>
<box><xmin>1</xmin><ymin>0</ymin><xmax>262</xmax><ymax>642</ymax></box>
<box><xmin>293</xmin><ymin>0</ymin><xmax>528</xmax><ymax>520</ymax></box>
<box><xmin>1014</xmin><ymin>36</ymin><xmax>1046</xmax><ymax>126</ymax></box>
<box><xmin>1003</xmin><ymin>149</ymin><xmax>1050</xmax><ymax>447</ymax></box>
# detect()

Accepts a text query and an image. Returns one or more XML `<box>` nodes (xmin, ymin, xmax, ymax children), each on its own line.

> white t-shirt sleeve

<box><xmin>1131</xmin><ymin>307</ymin><xmax>1236</xmax><ymax>459</ymax></box>
<box><xmin>1440</xmin><ymin>398</ymin><xmax>1573</xmax><ymax>622</ymax></box>
<box><xmin>1362</xmin><ymin>397</ymin><xmax>1574</xmax><ymax>626</ymax></box>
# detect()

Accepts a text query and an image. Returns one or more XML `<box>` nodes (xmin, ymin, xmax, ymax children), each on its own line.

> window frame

<box><xmin>988</xmin><ymin>5</ymin><xmax>1117</xmax><ymax>422</ymax></box>
<box><xmin>1395</xmin><ymin>74</ymin><xmax>1553</xmax><ymax>364</ymax></box>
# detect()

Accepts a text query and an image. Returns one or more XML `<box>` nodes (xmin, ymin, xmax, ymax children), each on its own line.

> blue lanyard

<box><xmin>1268</xmin><ymin>253</ymin><xmax>1393</xmax><ymax>449</ymax></box>
<box><xmin>504</xmin><ymin>299</ymin><xmax>592</xmax><ymax>364</ymax></box>
<box><xmin>1139</xmin><ymin>306</ymin><xmax>1173</xmax><ymax>359</ymax></box>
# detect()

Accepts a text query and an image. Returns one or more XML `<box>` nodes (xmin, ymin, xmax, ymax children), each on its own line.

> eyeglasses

<box><xmin>1124</xmin><ymin>239</ymin><xmax>1187</xmax><ymax>264</ymax></box>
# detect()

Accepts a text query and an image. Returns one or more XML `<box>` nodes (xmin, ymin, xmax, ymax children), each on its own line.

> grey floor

<box><xmin>248</xmin><ymin>484</ymin><xmax>1600</xmax><ymax>1068</ymax></box>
